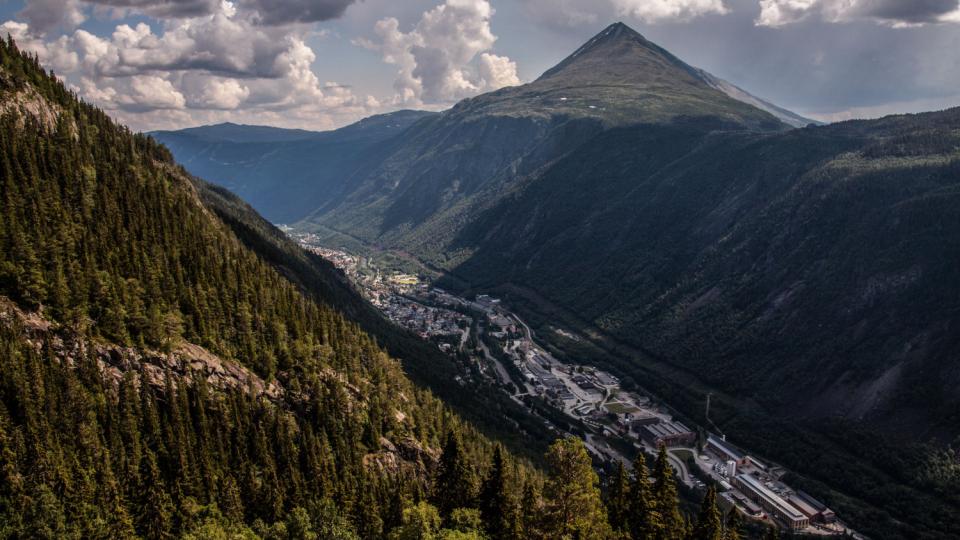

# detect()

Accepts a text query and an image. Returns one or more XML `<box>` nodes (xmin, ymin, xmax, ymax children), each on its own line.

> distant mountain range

<box><xmin>155</xmin><ymin>22</ymin><xmax>960</xmax><ymax>538</ymax></box>
<box><xmin>152</xmin><ymin>110</ymin><xmax>436</xmax><ymax>222</ymax></box>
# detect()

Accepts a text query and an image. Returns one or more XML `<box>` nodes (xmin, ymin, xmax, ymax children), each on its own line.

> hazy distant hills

<box><xmin>152</xmin><ymin>109</ymin><xmax>436</xmax><ymax>222</ymax></box>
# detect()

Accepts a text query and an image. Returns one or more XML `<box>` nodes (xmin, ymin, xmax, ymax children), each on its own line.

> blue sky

<box><xmin>2</xmin><ymin>0</ymin><xmax>959</xmax><ymax>130</ymax></box>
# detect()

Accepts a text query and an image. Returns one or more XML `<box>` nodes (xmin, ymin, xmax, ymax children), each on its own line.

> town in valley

<box><xmin>286</xmin><ymin>229</ymin><xmax>861</xmax><ymax>538</ymax></box>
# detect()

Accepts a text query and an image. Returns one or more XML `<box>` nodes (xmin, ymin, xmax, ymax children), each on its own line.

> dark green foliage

<box><xmin>724</xmin><ymin>508</ymin><xmax>742</xmax><ymax>540</ymax></box>
<box><xmin>542</xmin><ymin>437</ymin><xmax>612</xmax><ymax>540</ymax></box>
<box><xmin>628</xmin><ymin>452</ymin><xmax>656</xmax><ymax>540</ymax></box>
<box><xmin>690</xmin><ymin>486</ymin><xmax>722</xmax><ymax>540</ymax></box>
<box><xmin>652</xmin><ymin>446</ymin><xmax>684</xmax><ymax>540</ymax></box>
<box><xmin>605</xmin><ymin>461</ymin><xmax>630</xmax><ymax>533</ymax></box>
<box><xmin>0</xmin><ymin>37</ymin><xmax>532</xmax><ymax>539</ymax></box>
<box><xmin>433</xmin><ymin>432</ymin><xmax>477</xmax><ymax>518</ymax></box>
<box><xmin>478</xmin><ymin>445</ymin><xmax>518</xmax><ymax>539</ymax></box>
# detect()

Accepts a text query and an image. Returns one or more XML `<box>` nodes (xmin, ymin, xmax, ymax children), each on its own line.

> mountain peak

<box><xmin>454</xmin><ymin>21</ymin><xmax>790</xmax><ymax>130</ymax></box>
<box><xmin>536</xmin><ymin>21</ymin><xmax>697</xmax><ymax>85</ymax></box>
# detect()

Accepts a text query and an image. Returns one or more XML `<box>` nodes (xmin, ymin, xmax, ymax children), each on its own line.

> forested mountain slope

<box><xmin>0</xmin><ymin>39</ymin><xmax>537</xmax><ymax>538</ymax></box>
<box><xmin>447</xmin><ymin>113</ymin><xmax>960</xmax><ymax>437</ymax></box>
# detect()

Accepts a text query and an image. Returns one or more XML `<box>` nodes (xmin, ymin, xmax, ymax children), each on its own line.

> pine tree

<box><xmin>651</xmin><ymin>445</ymin><xmax>683</xmax><ymax>540</ymax></box>
<box><xmin>136</xmin><ymin>451</ymin><xmax>175</xmax><ymax>539</ymax></box>
<box><xmin>690</xmin><ymin>485</ymin><xmax>722</xmax><ymax>540</ymax></box>
<box><xmin>433</xmin><ymin>431</ymin><xmax>477</xmax><ymax>517</ymax></box>
<box><xmin>606</xmin><ymin>461</ymin><xmax>630</xmax><ymax>533</ymax></box>
<box><xmin>542</xmin><ymin>437</ymin><xmax>612</xmax><ymax>540</ymax></box>
<box><xmin>479</xmin><ymin>445</ymin><xmax>514</xmax><ymax>539</ymax></box>
<box><xmin>724</xmin><ymin>508</ymin><xmax>742</xmax><ymax>540</ymax></box>
<box><xmin>628</xmin><ymin>452</ymin><xmax>657</xmax><ymax>540</ymax></box>
<box><xmin>519</xmin><ymin>479</ymin><xmax>542</xmax><ymax>540</ymax></box>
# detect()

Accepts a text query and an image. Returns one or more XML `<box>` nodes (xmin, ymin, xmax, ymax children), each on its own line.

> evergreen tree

<box><xmin>136</xmin><ymin>451</ymin><xmax>175</xmax><ymax>539</ymax></box>
<box><xmin>542</xmin><ymin>437</ymin><xmax>612</xmax><ymax>540</ymax></box>
<box><xmin>606</xmin><ymin>461</ymin><xmax>630</xmax><ymax>533</ymax></box>
<box><xmin>434</xmin><ymin>432</ymin><xmax>477</xmax><ymax>518</ymax></box>
<box><xmin>628</xmin><ymin>452</ymin><xmax>657</xmax><ymax>540</ymax></box>
<box><xmin>478</xmin><ymin>445</ymin><xmax>515</xmax><ymax>539</ymax></box>
<box><xmin>651</xmin><ymin>445</ymin><xmax>683</xmax><ymax>540</ymax></box>
<box><xmin>723</xmin><ymin>508</ymin><xmax>742</xmax><ymax>540</ymax></box>
<box><xmin>519</xmin><ymin>479</ymin><xmax>542</xmax><ymax>540</ymax></box>
<box><xmin>690</xmin><ymin>485</ymin><xmax>722</xmax><ymax>540</ymax></box>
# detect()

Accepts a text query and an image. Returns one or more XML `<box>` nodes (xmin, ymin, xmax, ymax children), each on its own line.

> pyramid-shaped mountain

<box><xmin>453</xmin><ymin>22</ymin><xmax>788</xmax><ymax>130</ymax></box>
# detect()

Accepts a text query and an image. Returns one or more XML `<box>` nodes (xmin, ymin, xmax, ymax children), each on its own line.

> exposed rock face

<box><xmin>0</xmin><ymin>73</ymin><xmax>64</xmax><ymax>132</ymax></box>
<box><xmin>364</xmin><ymin>435</ymin><xmax>440</xmax><ymax>478</ymax></box>
<box><xmin>0</xmin><ymin>296</ymin><xmax>282</xmax><ymax>398</ymax></box>
<box><xmin>1</xmin><ymin>295</ymin><xmax>440</xmax><ymax>476</ymax></box>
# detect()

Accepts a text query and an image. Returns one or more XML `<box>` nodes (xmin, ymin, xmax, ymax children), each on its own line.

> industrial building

<box><xmin>627</xmin><ymin>412</ymin><xmax>660</xmax><ymax>431</ymax></box>
<box><xmin>720</xmin><ymin>491</ymin><xmax>763</xmax><ymax>518</ymax></box>
<box><xmin>639</xmin><ymin>420</ymin><xmax>696</xmax><ymax>447</ymax></box>
<box><xmin>734</xmin><ymin>474</ymin><xmax>809</xmax><ymax>530</ymax></box>
<box><xmin>789</xmin><ymin>491</ymin><xmax>836</xmax><ymax>524</ymax></box>
<box><xmin>707</xmin><ymin>436</ymin><xmax>751</xmax><ymax>467</ymax></box>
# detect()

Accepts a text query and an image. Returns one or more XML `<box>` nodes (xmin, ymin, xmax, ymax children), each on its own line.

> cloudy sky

<box><xmin>2</xmin><ymin>0</ymin><xmax>959</xmax><ymax>131</ymax></box>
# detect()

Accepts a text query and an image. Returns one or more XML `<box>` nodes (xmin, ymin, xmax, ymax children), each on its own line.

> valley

<box><xmin>288</xmin><ymin>231</ymin><xmax>860</xmax><ymax>537</ymax></box>
<box><xmin>5</xmin><ymin>1</ymin><xmax>960</xmax><ymax>537</ymax></box>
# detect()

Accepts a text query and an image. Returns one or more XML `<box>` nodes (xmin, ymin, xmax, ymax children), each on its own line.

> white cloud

<box><xmin>756</xmin><ymin>0</ymin><xmax>960</xmax><ymax>27</ymax></box>
<box><xmin>121</xmin><ymin>75</ymin><xmax>187</xmax><ymax>109</ymax></box>
<box><xmin>360</xmin><ymin>0</ymin><xmax>520</xmax><ymax>106</ymax></box>
<box><xmin>612</xmin><ymin>0</ymin><xmax>729</xmax><ymax>22</ymax></box>
<box><xmin>186</xmin><ymin>76</ymin><xmax>250</xmax><ymax>109</ymax></box>
<box><xmin>1</xmin><ymin>2</ymin><xmax>380</xmax><ymax>130</ymax></box>
<box><xmin>477</xmin><ymin>53</ymin><xmax>521</xmax><ymax>90</ymax></box>
<box><xmin>755</xmin><ymin>0</ymin><xmax>819</xmax><ymax>26</ymax></box>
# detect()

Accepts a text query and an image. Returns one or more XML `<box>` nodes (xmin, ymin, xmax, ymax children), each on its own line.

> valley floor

<box><xmin>288</xmin><ymin>230</ymin><xmax>861</xmax><ymax>538</ymax></box>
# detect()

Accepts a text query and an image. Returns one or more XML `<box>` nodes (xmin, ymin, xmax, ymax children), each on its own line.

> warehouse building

<box><xmin>707</xmin><ymin>436</ymin><xmax>751</xmax><ymax>467</ymax></box>
<box><xmin>639</xmin><ymin>420</ymin><xmax>696</xmax><ymax>447</ymax></box>
<box><xmin>789</xmin><ymin>491</ymin><xmax>836</xmax><ymax>524</ymax></box>
<box><xmin>734</xmin><ymin>474</ymin><xmax>809</xmax><ymax>530</ymax></box>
